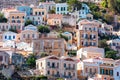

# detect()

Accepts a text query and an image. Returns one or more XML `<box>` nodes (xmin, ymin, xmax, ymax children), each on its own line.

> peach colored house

<box><xmin>33</xmin><ymin>38</ymin><xmax>65</xmax><ymax>57</ymax></box>
<box><xmin>1</xmin><ymin>8</ymin><xmax>17</xmax><ymax>18</ymax></box>
<box><xmin>75</xmin><ymin>19</ymin><xmax>99</xmax><ymax>49</ymax></box>
<box><xmin>1</xmin><ymin>8</ymin><xmax>26</xmax><ymax>31</ymax></box>
<box><xmin>36</xmin><ymin>55</ymin><xmax>77</xmax><ymax>80</ymax></box>
<box><xmin>32</xmin><ymin>8</ymin><xmax>47</xmax><ymax>22</ymax></box>
<box><xmin>47</xmin><ymin>14</ymin><xmax>63</xmax><ymax>27</ymax></box>
<box><xmin>8</xmin><ymin>11</ymin><xmax>25</xmax><ymax>30</ymax></box>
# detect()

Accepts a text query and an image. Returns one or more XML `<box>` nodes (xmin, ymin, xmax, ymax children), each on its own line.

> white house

<box><xmin>3</xmin><ymin>40</ymin><xmax>33</xmax><ymax>52</ymax></box>
<box><xmin>77</xmin><ymin>47</ymin><xmax>105</xmax><ymax>60</ymax></box>
<box><xmin>2</xmin><ymin>31</ymin><xmax>17</xmax><ymax>41</ymax></box>
<box><xmin>36</xmin><ymin>55</ymin><xmax>77</xmax><ymax>80</ymax></box>
<box><xmin>107</xmin><ymin>39</ymin><xmax>120</xmax><ymax>54</ymax></box>
<box><xmin>79</xmin><ymin>0</ymin><xmax>103</xmax><ymax>4</ymax></box>
<box><xmin>24</xmin><ymin>25</ymin><xmax>38</xmax><ymax>31</ymax></box>
<box><xmin>56</xmin><ymin>3</ymin><xmax>68</xmax><ymax>14</ymax></box>
<box><xmin>98</xmin><ymin>23</ymin><xmax>113</xmax><ymax>35</ymax></box>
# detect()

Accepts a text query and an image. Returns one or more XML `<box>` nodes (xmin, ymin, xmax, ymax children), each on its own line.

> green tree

<box><xmin>105</xmin><ymin>50</ymin><xmax>118</xmax><ymax>60</ymax></box>
<box><xmin>38</xmin><ymin>25</ymin><xmax>50</xmax><ymax>33</ymax></box>
<box><xmin>26</xmin><ymin>54</ymin><xmax>36</xmax><ymax>68</ymax></box>
<box><xmin>9</xmin><ymin>28</ymin><xmax>17</xmax><ymax>33</ymax></box>
<box><xmin>98</xmin><ymin>39</ymin><xmax>119</xmax><ymax>60</ymax></box>
<box><xmin>107</xmin><ymin>0</ymin><xmax>120</xmax><ymax>14</ymax></box>
<box><xmin>98</xmin><ymin>39</ymin><xmax>108</xmax><ymax>48</ymax></box>
<box><xmin>68</xmin><ymin>50</ymin><xmax>76</xmax><ymax>56</ymax></box>
<box><xmin>35</xmin><ymin>75</ymin><xmax>47</xmax><ymax>80</ymax></box>
<box><xmin>57</xmin><ymin>78</ymin><xmax>64</xmax><ymax>80</ymax></box>
<box><xmin>103</xmin><ymin>14</ymin><xmax>114</xmax><ymax>24</ymax></box>
<box><xmin>67</xmin><ymin>0</ymin><xmax>81</xmax><ymax>12</ymax></box>
<box><xmin>48</xmin><ymin>9</ymin><xmax>55</xmax><ymax>14</ymax></box>
<box><xmin>0</xmin><ymin>13</ymin><xmax>8</xmax><ymax>23</ymax></box>
<box><xmin>59</xmin><ymin>34</ymin><xmax>68</xmax><ymax>41</ymax></box>
<box><xmin>25</xmin><ymin>20</ymin><xmax>33</xmax><ymax>26</ymax></box>
<box><xmin>88</xmin><ymin>3</ymin><xmax>100</xmax><ymax>12</ymax></box>
<box><xmin>101</xmin><ymin>0</ymin><xmax>108</xmax><ymax>8</ymax></box>
<box><xmin>40</xmin><ymin>52</ymin><xmax>49</xmax><ymax>58</ymax></box>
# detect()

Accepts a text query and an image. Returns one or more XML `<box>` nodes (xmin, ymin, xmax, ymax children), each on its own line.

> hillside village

<box><xmin>0</xmin><ymin>0</ymin><xmax>120</xmax><ymax>80</ymax></box>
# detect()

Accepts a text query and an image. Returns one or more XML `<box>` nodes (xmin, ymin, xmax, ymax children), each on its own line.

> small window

<box><xmin>64</xmin><ymin>7</ymin><xmax>65</xmax><ymax>11</ymax></box>
<box><xmin>5</xmin><ymin>36</ymin><xmax>7</xmax><ymax>39</ymax></box>
<box><xmin>39</xmin><ymin>12</ymin><xmax>41</xmax><ymax>15</ymax></box>
<box><xmin>57</xmin><ymin>7</ymin><xmax>59</xmax><ymax>11</ymax></box>
<box><xmin>64</xmin><ymin>63</ymin><xmax>66</xmax><ymax>68</ymax></box>
<box><xmin>27</xmin><ymin>34</ymin><xmax>30</xmax><ymax>38</ymax></box>
<box><xmin>35</xmin><ymin>12</ymin><xmax>37</xmax><ymax>15</ymax></box>
<box><xmin>117</xmin><ymin>72</ymin><xmax>119</xmax><ymax>76</ymax></box>
<box><xmin>42</xmin><ymin>12</ymin><xmax>44</xmax><ymax>15</ymax></box>
<box><xmin>13</xmin><ymin>36</ymin><xmax>15</xmax><ymax>39</ymax></box>
<box><xmin>0</xmin><ymin>56</ymin><xmax>3</xmax><ymax>61</ymax></box>
<box><xmin>47</xmin><ymin>62</ymin><xmax>50</xmax><ymax>66</ymax></box>
<box><xmin>17</xmin><ymin>16</ymin><xmax>19</xmax><ymax>19</ymax></box>
<box><xmin>47</xmin><ymin>70</ymin><xmax>50</xmax><ymax>74</ymax></box>
<box><xmin>61</xmin><ymin>7</ymin><xmax>63</xmax><ymax>11</ymax></box>
<box><xmin>9</xmin><ymin>36</ymin><xmax>11</xmax><ymax>40</ymax></box>
<box><xmin>32</xmin><ymin>34</ymin><xmax>34</xmax><ymax>38</ymax></box>
<box><xmin>12</xmin><ymin>16</ymin><xmax>14</xmax><ymax>19</ymax></box>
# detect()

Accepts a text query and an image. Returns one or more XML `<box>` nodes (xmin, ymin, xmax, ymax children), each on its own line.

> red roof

<box><xmin>48</xmin><ymin>14</ymin><xmax>63</xmax><ymax>19</ymax></box>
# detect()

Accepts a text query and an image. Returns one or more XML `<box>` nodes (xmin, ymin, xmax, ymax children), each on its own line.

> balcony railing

<box><xmin>48</xmin><ymin>66</ymin><xmax>59</xmax><ymax>69</ymax></box>
<box><xmin>62</xmin><ymin>75</ymin><xmax>72</xmax><ymax>78</ymax></box>
<box><xmin>65</xmin><ymin>67</ymin><xmax>75</xmax><ymax>70</ymax></box>
<box><xmin>53</xmin><ymin>74</ymin><xmax>60</xmax><ymax>77</ymax></box>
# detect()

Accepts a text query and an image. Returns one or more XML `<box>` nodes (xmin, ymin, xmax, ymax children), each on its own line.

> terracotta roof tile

<box><xmin>48</xmin><ymin>14</ymin><xmax>63</xmax><ymax>19</ymax></box>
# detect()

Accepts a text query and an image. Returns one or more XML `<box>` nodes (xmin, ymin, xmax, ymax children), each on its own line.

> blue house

<box><xmin>17</xmin><ymin>6</ymin><xmax>32</xmax><ymax>16</ymax></box>
<box><xmin>79</xmin><ymin>3</ymin><xmax>91</xmax><ymax>18</ymax></box>
<box><xmin>56</xmin><ymin>3</ymin><xmax>68</xmax><ymax>14</ymax></box>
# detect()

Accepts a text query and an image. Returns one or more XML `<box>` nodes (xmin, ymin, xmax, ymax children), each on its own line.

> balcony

<box><xmin>44</xmin><ymin>46</ymin><xmax>52</xmax><ymax>49</ymax></box>
<box><xmin>48</xmin><ymin>66</ymin><xmax>59</xmax><ymax>69</ymax></box>
<box><xmin>65</xmin><ymin>67</ymin><xmax>75</xmax><ymax>70</ymax></box>
<box><xmin>53</xmin><ymin>74</ymin><xmax>60</xmax><ymax>77</ymax></box>
<box><xmin>62</xmin><ymin>75</ymin><xmax>72</xmax><ymax>78</ymax></box>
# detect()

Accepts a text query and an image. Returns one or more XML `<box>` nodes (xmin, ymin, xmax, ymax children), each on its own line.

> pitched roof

<box><xmin>48</xmin><ymin>14</ymin><xmax>63</xmax><ymax>19</ymax></box>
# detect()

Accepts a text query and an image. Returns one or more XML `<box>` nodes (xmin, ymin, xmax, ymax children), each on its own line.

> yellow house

<box><xmin>32</xmin><ymin>8</ymin><xmax>47</xmax><ymax>22</ymax></box>
<box><xmin>9</xmin><ymin>11</ymin><xmax>26</xmax><ymax>30</ymax></box>
<box><xmin>1</xmin><ymin>8</ymin><xmax>26</xmax><ymax>30</ymax></box>
<box><xmin>47</xmin><ymin>14</ymin><xmax>63</xmax><ymax>27</ymax></box>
